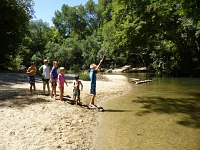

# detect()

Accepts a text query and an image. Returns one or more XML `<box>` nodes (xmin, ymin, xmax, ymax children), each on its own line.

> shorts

<box><xmin>42</xmin><ymin>78</ymin><xmax>50</xmax><ymax>83</ymax></box>
<box><xmin>51</xmin><ymin>79</ymin><xmax>57</xmax><ymax>87</ymax></box>
<box><xmin>73</xmin><ymin>89</ymin><xmax>80</xmax><ymax>97</ymax></box>
<box><xmin>90</xmin><ymin>84</ymin><xmax>96</xmax><ymax>95</ymax></box>
<box><xmin>28</xmin><ymin>76</ymin><xmax>35</xmax><ymax>85</ymax></box>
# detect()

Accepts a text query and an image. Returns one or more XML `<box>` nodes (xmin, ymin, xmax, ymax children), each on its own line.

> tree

<box><xmin>53</xmin><ymin>5</ymin><xmax>87</xmax><ymax>39</ymax></box>
<box><xmin>100</xmin><ymin>0</ymin><xmax>200</xmax><ymax>76</ymax></box>
<box><xmin>52</xmin><ymin>0</ymin><xmax>100</xmax><ymax>40</ymax></box>
<box><xmin>0</xmin><ymin>0</ymin><xmax>34</xmax><ymax>69</ymax></box>
<box><xmin>147</xmin><ymin>0</ymin><xmax>200</xmax><ymax>75</ymax></box>
<box><xmin>20</xmin><ymin>20</ymin><xmax>53</xmax><ymax>67</ymax></box>
<box><xmin>82</xmin><ymin>30</ymin><xmax>103</xmax><ymax>69</ymax></box>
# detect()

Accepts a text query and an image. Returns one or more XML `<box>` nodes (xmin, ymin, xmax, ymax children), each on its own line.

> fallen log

<box><xmin>134</xmin><ymin>79</ymin><xmax>153</xmax><ymax>85</ymax></box>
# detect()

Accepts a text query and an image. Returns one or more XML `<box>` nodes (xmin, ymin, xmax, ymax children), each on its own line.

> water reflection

<box><xmin>133</xmin><ymin>94</ymin><xmax>200</xmax><ymax>128</ymax></box>
<box><xmin>95</xmin><ymin>73</ymin><xmax>200</xmax><ymax>150</ymax></box>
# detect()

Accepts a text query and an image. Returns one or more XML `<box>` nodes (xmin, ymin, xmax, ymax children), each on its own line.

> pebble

<box><xmin>66</xmin><ymin>140</ymin><xmax>73</xmax><ymax>144</ymax></box>
<box><xmin>71</xmin><ymin>120</ymin><xmax>78</xmax><ymax>126</ymax></box>
<box><xmin>78</xmin><ymin>119</ymin><xmax>83</xmax><ymax>123</ymax></box>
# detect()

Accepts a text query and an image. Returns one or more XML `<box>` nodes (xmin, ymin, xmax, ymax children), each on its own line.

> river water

<box><xmin>94</xmin><ymin>73</ymin><xmax>200</xmax><ymax>150</ymax></box>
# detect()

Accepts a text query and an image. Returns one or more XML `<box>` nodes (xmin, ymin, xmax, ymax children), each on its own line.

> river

<box><xmin>94</xmin><ymin>73</ymin><xmax>200</xmax><ymax>150</ymax></box>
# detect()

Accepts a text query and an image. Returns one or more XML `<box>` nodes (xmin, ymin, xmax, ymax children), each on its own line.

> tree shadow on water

<box><xmin>132</xmin><ymin>92</ymin><xmax>200</xmax><ymax>128</ymax></box>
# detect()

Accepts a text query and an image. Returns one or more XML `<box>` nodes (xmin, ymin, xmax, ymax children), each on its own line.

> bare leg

<box><xmin>33</xmin><ymin>83</ymin><xmax>36</xmax><ymax>94</ymax></box>
<box><xmin>51</xmin><ymin>88</ymin><xmax>53</xmax><ymax>98</ymax></box>
<box><xmin>51</xmin><ymin>80</ymin><xmax>57</xmax><ymax>98</ymax></box>
<box><xmin>47</xmin><ymin>82</ymin><xmax>50</xmax><ymax>94</ymax></box>
<box><xmin>90</xmin><ymin>94</ymin><xmax>95</xmax><ymax>105</ymax></box>
<box><xmin>53</xmin><ymin>86</ymin><xmax>56</xmax><ymax>98</ymax></box>
<box><xmin>74</xmin><ymin>96</ymin><xmax>77</xmax><ymax>105</ymax></box>
<box><xmin>59</xmin><ymin>86</ymin><xmax>64</xmax><ymax>101</ymax></box>
<box><xmin>51</xmin><ymin>86</ymin><xmax>55</xmax><ymax>98</ymax></box>
<box><xmin>51</xmin><ymin>87</ymin><xmax>56</xmax><ymax>98</ymax></box>
<box><xmin>77</xmin><ymin>93</ymin><xmax>80</xmax><ymax>104</ymax></box>
<box><xmin>43</xmin><ymin>82</ymin><xmax>46</xmax><ymax>94</ymax></box>
<box><xmin>30</xmin><ymin>84</ymin><xmax>32</xmax><ymax>94</ymax></box>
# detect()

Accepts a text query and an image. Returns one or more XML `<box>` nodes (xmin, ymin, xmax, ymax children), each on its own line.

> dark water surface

<box><xmin>94</xmin><ymin>73</ymin><xmax>200</xmax><ymax>150</ymax></box>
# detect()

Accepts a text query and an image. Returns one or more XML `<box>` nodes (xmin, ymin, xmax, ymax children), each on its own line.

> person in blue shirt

<box><xmin>50</xmin><ymin>61</ymin><xmax>58</xmax><ymax>99</ymax></box>
<box><xmin>89</xmin><ymin>58</ymin><xmax>103</xmax><ymax>108</ymax></box>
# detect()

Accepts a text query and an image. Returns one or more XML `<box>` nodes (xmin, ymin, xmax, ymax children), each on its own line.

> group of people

<box><xmin>26</xmin><ymin>58</ymin><xmax>103</xmax><ymax>108</ymax></box>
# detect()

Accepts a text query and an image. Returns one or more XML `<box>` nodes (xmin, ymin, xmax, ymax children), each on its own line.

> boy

<box><xmin>50</xmin><ymin>61</ymin><xmax>58</xmax><ymax>98</ymax></box>
<box><xmin>27</xmin><ymin>62</ymin><xmax>37</xmax><ymax>94</ymax></box>
<box><xmin>89</xmin><ymin>58</ymin><xmax>103</xmax><ymax>108</ymax></box>
<box><xmin>39</xmin><ymin>59</ymin><xmax>50</xmax><ymax>95</ymax></box>
<box><xmin>73</xmin><ymin>75</ymin><xmax>83</xmax><ymax>105</ymax></box>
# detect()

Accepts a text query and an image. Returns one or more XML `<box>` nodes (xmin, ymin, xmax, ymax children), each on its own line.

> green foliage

<box><xmin>2</xmin><ymin>0</ymin><xmax>200</xmax><ymax>76</ymax></box>
<box><xmin>81</xmin><ymin>30</ymin><xmax>103</xmax><ymax>69</ymax></box>
<box><xmin>31</xmin><ymin>52</ymin><xmax>44</xmax><ymax>66</ymax></box>
<box><xmin>0</xmin><ymin>0</ymin><xmax>34</xmax><ymax>69</ymax></box>
<box><xmin>70</xmin><ymin>64</ymin><xmax>81</xmax><ymax>72</ymax></box>
<box><xmin>7</xmin><ymin>55</ymin><xmax>25</xmax><ymax>71</ymax></box>
<box><xmin>20</xmin><ymin>20</ymin><xmax>54</xmax><ymax>67</ymax></box>
<box><xmin>100</xmin><ymin>0</ymin><xmax>200</xmax><ymax>76</ymax></box>
<box><xmin>79</xmin><ymin>71</ymin><xmax>90</xmax><ymax>81</ymax></box>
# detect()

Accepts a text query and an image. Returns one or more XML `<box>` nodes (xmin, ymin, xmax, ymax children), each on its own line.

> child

<box><xmin>89</xmin><ymin>58</ymin><xmax>103</xmax><ymax>108</ymax></box>
<box><xmin>58</xmin><ymin>67</ymin><xmax>68</xmax><ymax>101</ymax></box>
<box><xmin>73</xmin><ymin>75</ymin><xmax>83</xmax><ymax>105</ymax></box>
<box><xmin>39</xmin><ymin>59</ymin><xmax>50</xmax><ymax>95</ymax></box>
<box><xmin>50</xmin><ymin>61</ymin><xmax>58</xmax><ymax>98</ymax></box>
<box><xmin>26</xmin><ymin>62</ymin><xmax>37</xmax><ymax>94</ymax></box>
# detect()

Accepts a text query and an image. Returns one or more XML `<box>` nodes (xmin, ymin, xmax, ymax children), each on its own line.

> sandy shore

<box><xmin>0</xmin><ymin>72</ymin><xmax>131</xmax><ymax>150</ymax></box>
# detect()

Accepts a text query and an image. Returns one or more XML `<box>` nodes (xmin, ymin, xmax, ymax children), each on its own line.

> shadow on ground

<box><xmin>0</xmin><ymin>72</ymin><xmax>29</xmax><ymax>86</ymax></box>
<box><xmin>0</xmin><ymin>73</ymin><xmax>53</xmax><ymax>108</ymax></box>
<box><xmin>0</xmin><ymin>72</ymin><xmax>79</xmax><ymax>108</ymax></box>
<box><xmin>0</xmin><ymin>73</ymin><xmax>74</xmax><ymax>86</ymax></box>
<box><xmin>0</xmin><ymin>96</ymin><xmax>52</xmax><ymax>108</ymax></box>
<box><xmin>0</xmin><ymin>87</ymin><xmax>52</xmax><ymax>108</ymax></box>
<box><xmin>132</xmin><ymin>92</ymin><xmax>200</xmax><ymax>128</ymax></box>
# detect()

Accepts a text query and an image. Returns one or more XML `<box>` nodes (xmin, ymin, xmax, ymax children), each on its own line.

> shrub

<box><xmin>79</xmin><ymin>70</ymin><xmax>90</xmax><ymax>81</ymax></box>
<box><xmin>70</xmin><ymin>64</ymin><xmax>81</xmax><ymax>72</ymax></box>
<box><xmin>7</xmin><ymin>55</ymin><xmax>25</xmax><ymax>71</ymax></box>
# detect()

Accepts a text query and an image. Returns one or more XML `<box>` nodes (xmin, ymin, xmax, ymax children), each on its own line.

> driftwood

<box><xmin>135</xmin><ymin>79</ymin><xmax>153</xmax><ymax>84</ymax></box>
<box><xmin>130</xmin><ymin>78</ymin><xmax>153</xmax><ymax>84</ymax></box>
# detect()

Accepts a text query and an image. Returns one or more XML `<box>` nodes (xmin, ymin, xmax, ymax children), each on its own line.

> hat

<box><xmin>59</xmin><ymin>67</ymin><xmax>65</xmax><ymax>70</ymax></box>
<box><xmin>90</xmin><ymin>64</ymin><xmax>97</xmax><ymax>69</ymax></box>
